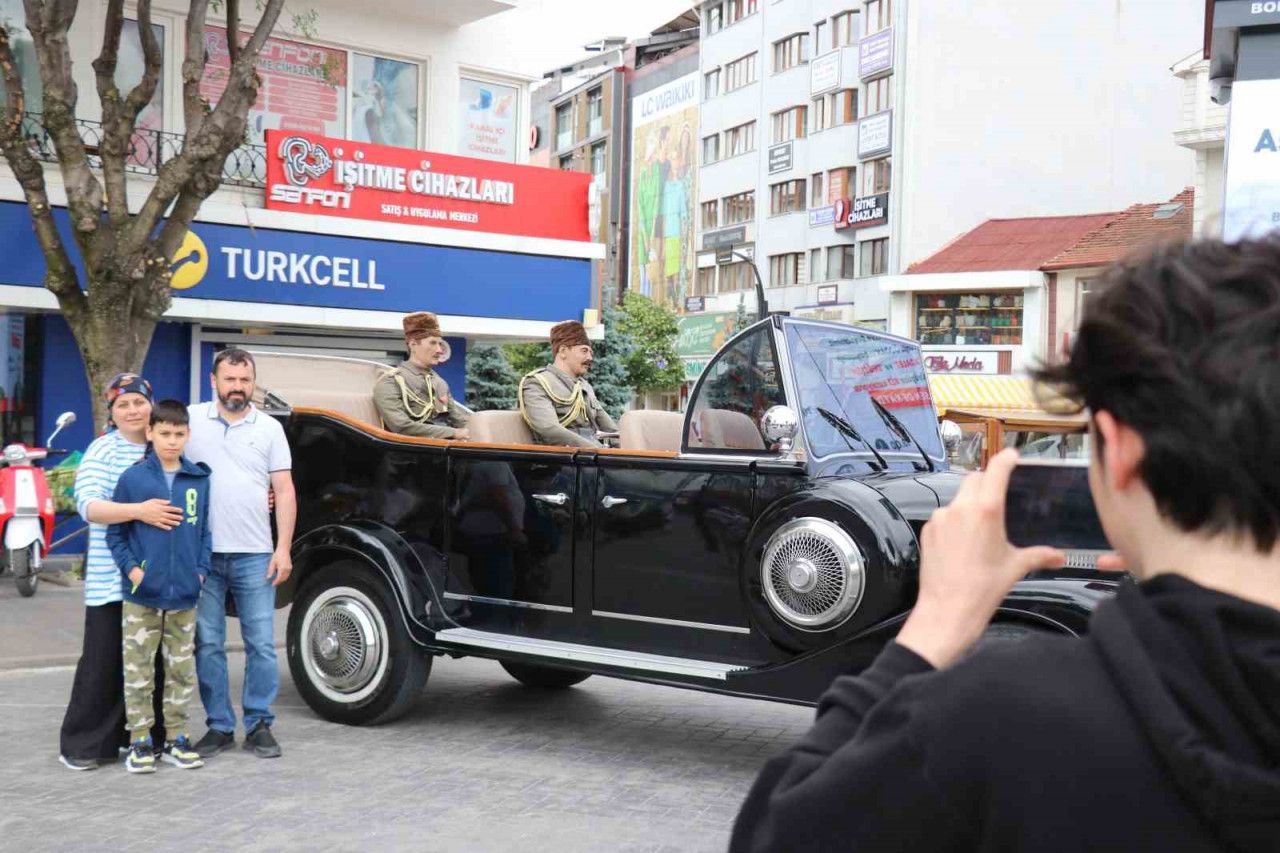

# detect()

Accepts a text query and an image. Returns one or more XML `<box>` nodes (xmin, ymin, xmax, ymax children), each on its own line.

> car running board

<box><xmin>433</xmin><ymin>627</ymin><xmax>747</xmax><ymax>681</ymax></box>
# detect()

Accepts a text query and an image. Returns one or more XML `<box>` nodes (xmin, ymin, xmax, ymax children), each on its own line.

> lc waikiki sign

<box><xmin>265</xmin><ymin>130</ymin><xmax>592</xmax><ymax>242</ymax></box>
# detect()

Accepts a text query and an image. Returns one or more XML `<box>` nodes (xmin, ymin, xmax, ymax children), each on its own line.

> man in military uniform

<box><xmin>519</xmin><ymin>320</ymin><xmax>618</xmax><ymax>448</ymax></box>
<box><xmin>374</xmin><ymin>312</ymin><xmax>471</xmax><ymax>440</ymax></box>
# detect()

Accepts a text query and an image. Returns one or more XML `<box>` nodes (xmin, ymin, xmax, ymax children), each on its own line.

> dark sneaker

<box><xmin>58</xmin><ymin>754</ymin><xmax>98</xmax><ymax>771</ymax></box>
<box><xmin>161</xmin><ymin>736</ymin><xmax>204</xmax><ymax>770</ymax></box>
<box><xmin>125</xmin><ymin>740</ymin><xmax>156</xmax><ymax>774</ymax></box>
<box><xmin>243</xmin><ymin>722</ymin><xmax>282</xmax><ymax>759</ymax></box>
<box><xmin>193</xmin><ymin>728</ymin><xmax>235</xmax><ymax>758</ymax></box>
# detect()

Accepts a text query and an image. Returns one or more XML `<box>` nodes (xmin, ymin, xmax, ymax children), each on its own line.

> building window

<box><xmin>724</xmin><ymin>53</ymin><xmax>758</xmax><ymax>92</ymax></box>
<box><xmin>725</xmin><ymin>0</ymin><xmax>758</xmax><ymax>26</ymax></box>
<box><xmin>772</xmin><ymin>33</ymin><xmax>809</xmax><ymax>73</ymax></box>
<box><xmin>862</xmin><ymin>157</ymin><xmax>891</xmax><ymax>194</ymax></box>
<box><xmin>811</xmin><ymin>95</ymin><xmax>831</xmax><ymax>133</ymax></box>
<box><xmin>706</xmin><ymin>3</ymin><xmax>723</xmax><ymax>34</ymax></box>
<box><xmin>809</xmin><ymin>248</ymin><xmax>824</xmax><ymax>281</ymax></box>
<box><xmin>814</xmin><ymin>19</ymin><xmax>829</xmax><ymax>52</ymax></box>
<box><xmin>864</xmin><ymin>75</ymin><xmax>893</xmax><ymax>116</ymax></box>
<box><xmin>559</xmin><ymin>153</ymin><xmax>574</xmax><ymax>170</ymax></box>
<box><xmin>810</xmin><ymin>172</ymin><xmax>825</xmax><ymax>207</ymax></box>
<box><xmin>864</xmin><ymin>0</ymin><xmax>892</xmax><ymax>33</ymax></box>
<box><xmin>720</xmin><ymin>260</ymin><xmax>753</xmax><ymax>292</ymax></box>
<box><xmin>770</xmin><ymin>179</ymin><xmax>806</xmax><ymax>215</ymax></box>
<box><xmin>587</xmin><ymin>87</ymin><xmax>603</xmax><ymax>137</ymax></box>
<box><xmin>827</xmin><ymin>244</ymin><xmax>857</xmax><ymax>279</ymax></box>
<box><xmin>590</xmin><ymin>142</ymin><xmax>606</xmax><ymax>183</ymax></box>
<box><xmin>828</xmin><ymin>165</ymin><xmax>856</xmax><ymax>203</ymax></box>
<box><xmin>695</xmin><ymin>267</ymin><xmax>717</xmax><ymax>296</ymax></box>
<box><xmin>723</xmin><ymin>190</ymin><xmax>756</xmax><ymax>225</ymax></box>
<box><xmin>914</xmin><ymin>292</ymin><xmax>1024</xmax><ymax>346</ymax></box>
<box><xmin>702</xmin><ymin>134</ymin><xmax>721</xmax><ymax>165</ymax></box>
<box><xmin>771</xmin><ymin>106</ymin><xmax>807</xmax><ymax>143</ymax></box>
<box><xmin>860</xmin><ymin>237</ymin><xmax>889</xmax><ymax>277</ymax></box>
<box><xmin>724</xmin><ymin>121</ymin><xmax>756</xmax><ymax>157</ymax></box>
<box><xmin>836</xmin><ymin>89</ymin><xmax>857</xmax><ymax>124</ymax></box>
<box><xmin>701</xmin><ymin>200</ymin><xmax>719</xmax><ymax>230</ymax></box>
<box><xmin>704</xmin><ymin>68</ymin><xmax>721</xmax><ymax>99</ymax></box>
<box><xmin>769</xmin><ymin>252</ymin><xmax>803</xmax><ymax>287</ymax></box>
<box><xmin>832</xmin><ymin>10</ymin><xmax>859</xmax><ymax>46</ymax></box>
<box><xmin>555</xmin><ymin>102</ymin><xmax>573</xmax><ymax>151</ymax></box>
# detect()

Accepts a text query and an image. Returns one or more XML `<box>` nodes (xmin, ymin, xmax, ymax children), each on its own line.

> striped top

<box><xmin>74</xmin><ymin>431</ymin><xmax>147</xmax><ymax>606</ymax></box>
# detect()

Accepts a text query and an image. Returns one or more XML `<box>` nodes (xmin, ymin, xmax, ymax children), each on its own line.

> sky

<box><xmin>455</xmin><ymin>0</ymin><xmax>697</xmax><ymax>79</ymax></box>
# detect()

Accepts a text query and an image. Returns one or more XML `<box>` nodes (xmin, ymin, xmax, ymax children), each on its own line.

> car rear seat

<box><xmin>618</xmin><ymin>410</ymin><xmax>684</xmax><ymax>452</ymax></box>
<box><xmin>249</xmin><ymin>351</ymin><xmax>387</xmax><ymax>429</ymax></box>
<box><xmin>467</xmin><ymin>410</ymin><xmax>537</xmax><ymax>445</ymax></box>
<box><xmin>696</xmin><ymin>409</ymin><xmax>765</xmax><ymax>451</ymax></box>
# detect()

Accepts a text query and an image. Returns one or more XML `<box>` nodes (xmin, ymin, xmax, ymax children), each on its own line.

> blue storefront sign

<box><xmin>0</xmin><ymin>201</ymin><xmax>591</xmax><ymax>322</ymax></box>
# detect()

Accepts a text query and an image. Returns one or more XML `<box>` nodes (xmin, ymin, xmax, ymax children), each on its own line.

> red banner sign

<box><xmin>264</xmin><ymin>130</ymin><xmax>592</xmax><ymax>242</ymax></box>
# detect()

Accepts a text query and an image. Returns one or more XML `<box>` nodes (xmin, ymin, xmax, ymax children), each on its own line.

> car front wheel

<box><xmin>287</xmin><ymin>562</ymin><xmax>431</xmax><ymax>725</ymax></box>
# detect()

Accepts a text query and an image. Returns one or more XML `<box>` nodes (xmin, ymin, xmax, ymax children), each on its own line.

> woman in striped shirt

<box><xmin>58</xmin><ymin>374</ymin><xmax>186</xmax><ymax>771</ymax></box>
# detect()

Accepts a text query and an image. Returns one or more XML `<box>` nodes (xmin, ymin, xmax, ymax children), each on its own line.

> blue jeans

<box><xmin>196</xmin><ymin>553</ymin><xmax>277</xmax><ymax>733</ymax></box>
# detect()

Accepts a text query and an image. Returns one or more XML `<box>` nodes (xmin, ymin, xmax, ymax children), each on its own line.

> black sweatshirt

<box><xmin>730</xmin><ymin>575</ymin><xmax>1280</xmax><ymax>852</ymax></box>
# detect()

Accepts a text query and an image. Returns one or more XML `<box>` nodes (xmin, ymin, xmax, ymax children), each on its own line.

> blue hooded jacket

<box><xmin>106</xmin><ymin>452</ymin><xmax>212</xmax><ymax>611</ymax></box>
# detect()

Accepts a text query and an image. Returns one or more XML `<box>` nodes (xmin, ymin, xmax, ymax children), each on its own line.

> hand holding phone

<box><xmin>1004</xmin><ymin>458</ymin><xmax>1112</xmax><ymax>567</ymax></box>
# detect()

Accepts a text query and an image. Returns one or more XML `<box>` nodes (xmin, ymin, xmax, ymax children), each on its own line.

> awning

<box><xmin>927</xmin><ymin>374</ymin><xmax>1087</xmax><ymax>427</ymax></box>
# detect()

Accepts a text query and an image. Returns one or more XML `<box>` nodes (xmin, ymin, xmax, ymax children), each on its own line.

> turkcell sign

<box><xmin>265</xmin><ymin>130</ymin><xmax>592</xmax><ymax>242</ymax></box>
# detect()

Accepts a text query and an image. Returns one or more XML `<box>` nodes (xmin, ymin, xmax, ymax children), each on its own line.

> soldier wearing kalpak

<box><xmin>519</xmin><ymin>320</ymin><xmax>618</xmax><ymax>448</ymax></box>
<box><xmin>373</xmin><ymin>312</ymin><xmax>471</xmax><ymax>440</ymax></box>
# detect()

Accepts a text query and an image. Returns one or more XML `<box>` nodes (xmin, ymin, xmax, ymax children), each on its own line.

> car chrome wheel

<box><xmin>761</xmin><ymin>517</ymin><xmax>865</xmax><ymax>631</ymax></box>
<box><xmin>300</xmin><ymin>586</ymin><xmax>389</xmax><ymax>704</ymax></box>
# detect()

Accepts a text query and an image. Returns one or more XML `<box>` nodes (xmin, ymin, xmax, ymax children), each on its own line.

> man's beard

<box><xmin>220</xmin><ymin>391</ymin><xmax>249</xmax><ymax>412</ymax></box>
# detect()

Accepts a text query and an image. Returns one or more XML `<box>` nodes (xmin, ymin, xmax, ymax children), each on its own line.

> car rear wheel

<box><xmin>287</xmin><ymin>562</ymin><xmax>431</xmax><ymax>725</ymax></box>
<box><xmin>500</xmin><ymin>660</ymin><xmax>591</xmax><ymax>689</ymax></box>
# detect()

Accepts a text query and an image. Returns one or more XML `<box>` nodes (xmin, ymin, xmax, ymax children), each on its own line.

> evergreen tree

<box><xmin>734</xmin><ymin>292</ymin><xmax>757</xmax><ymax>334</ymax></box>
<box><xmin>618</xmin><ymin>292</ymin><xmax>686</xmax><ymax>392</ymax></box>
<box><xmin>590</xmin><ymin>292</ymin><xmax>637</xmax><ymax>418</ymax></box>
<box><xmin>465</xmin><ymin>344</ymin><xmax>518</xmax><ymax>410</ymax></box>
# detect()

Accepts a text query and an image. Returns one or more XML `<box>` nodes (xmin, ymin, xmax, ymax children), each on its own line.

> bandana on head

<box><xmin>104</xmin><ymin>373</ymin><xmax>154</xmax><ymax>408</ymax></box>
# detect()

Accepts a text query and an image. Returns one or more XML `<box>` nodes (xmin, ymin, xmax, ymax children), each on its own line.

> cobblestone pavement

<box><xmin>0</xmin><ymin>652</ymin><xmax>813</xmax><ymax>852</ymax></box>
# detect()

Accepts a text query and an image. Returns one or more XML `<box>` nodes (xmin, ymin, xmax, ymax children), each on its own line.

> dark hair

<box><xmin>150</xmin><ymin>399</ymin><xmax>190</xmax><ymax>428</ymax></box>
<box><xmin>1034</xmin><ymin>237</ymin><xmax>1280</xmax><ymax>551</ymax></box>
<box><xmin>212</xmin><ymin>348</ymin><xmax>256</xmax><ymax>376</ymax></box>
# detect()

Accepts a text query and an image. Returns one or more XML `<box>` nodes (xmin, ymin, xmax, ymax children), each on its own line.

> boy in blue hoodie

<box><xmin>107</xmin><ymin>400</ymin><xmax>211</xmax><ymax>773</ymax></box>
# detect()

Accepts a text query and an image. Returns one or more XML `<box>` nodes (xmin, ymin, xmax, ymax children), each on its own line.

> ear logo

<box><xmin>169</xmin><ymin>231</ymin><xmax>209</xmax><ymax>291</ymax></box>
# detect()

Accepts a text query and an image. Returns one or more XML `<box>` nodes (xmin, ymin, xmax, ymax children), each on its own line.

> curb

<box><xmin>0</xmin><ymin>641</ymin><xmax>287</xmax><ymax>673</ymax></box>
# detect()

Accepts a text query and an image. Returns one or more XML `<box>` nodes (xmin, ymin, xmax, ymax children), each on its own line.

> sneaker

<box><xmin>58</xmin><ymin>754</ymin><xmax>98</xmax><ymax>772</ymax></box>
<box><xmin>193</xmin><ymin>728</ymin><xmax>235</xmax><ymax>758</ymax></box>
<box><xmin>161</xmin><ymin>736</ymin><xmax>205</xmax><ymax>770</ymax></box>
<box><xmin>243</xmin><ymin>721</ymin><xmax>282</xmax><ymax>759</ymax></box>
<box><xmin>125</xmin><ymin>740</ymin><xmax>156</xmax><ymax>774</ymax></box>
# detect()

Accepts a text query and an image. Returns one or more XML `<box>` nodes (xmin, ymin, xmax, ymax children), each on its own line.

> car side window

<box><xmin>685</xmin><ymin>325</ymin><xmax>785</xmax><ymax>452</ymax></box>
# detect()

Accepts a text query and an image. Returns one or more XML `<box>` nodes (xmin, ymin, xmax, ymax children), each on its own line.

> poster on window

<box><xmin>199</xmin><ymin>25</ymin><xmax>346</xmax><ymax>145</ymax></box>
<box><xmin>0</xmin><ymin>314</ymin><xmax>23</xmax><ymax>413</ymax></box>
<box><xmin>351</xmin><ymin>54</ymin><xmax>419</xmax><ymax>149</ymax></box>
<box><xmin>119</xmin><ymin>20</ymin><xmax>164</xmax><ymax>168</ymax></box>
<box><xmin>1223</xmin><ymin>78</ymin><xmax>1280</xmax><ymax>242</ymax></box>
<box><xmin>0</xmin><ymin>0</ymin><xmax>41</xmax><ymax>113</ymax></box>
<box><xmin>458</xmin><ymin>77</ymin><xmax>519</xmax><ymax>163</ymax></box>
<box><xmin>628</xmin><ymin>72</ymin><xmax>700</xmax><ymax>309</ymax></box>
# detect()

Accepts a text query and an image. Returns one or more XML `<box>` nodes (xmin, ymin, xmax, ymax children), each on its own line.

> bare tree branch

<box><xmin>226</xmin><ymin>0</ymin><xmax>240</xmax><ymax>65</ymax></box>
<box><xmin>182</xmin><ymin>0</ymin><xmax>211</xmax><ymax>139</ymax></box>
<box><xmin>91</xmin><ymin>0</ymin><xmax>128</xmax><ymax>227</ymax></box>
<box><xmin>0</xmin><ymin>24</ymin><xmax>86</xmax><ymax>318</ymax></box>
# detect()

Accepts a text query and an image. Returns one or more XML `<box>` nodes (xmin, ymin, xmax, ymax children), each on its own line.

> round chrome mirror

<box><xmin>762</xmin><ymin>405</ymin><xmax>800</xmax><ymax>453</ymax></box>
<box><xmin>940</xmin><ymin>419</ymin><xmax>963</xmax><ymax>454</ymax></box>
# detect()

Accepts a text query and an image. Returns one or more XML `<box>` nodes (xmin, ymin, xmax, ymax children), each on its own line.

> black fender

<box><xmin>280</xmin><ymin>521</ymin><xmax>455</xmax><ymax>647</ymax></box>
<box><xmin>994</xmin><ymin>574</ymin><xmax>1122</xmax><ymax>636</ymax></box>
<box><xmin>743</xmin><ymin>477</ymin><xmax>921</xmax><ymax>652</ymax></box>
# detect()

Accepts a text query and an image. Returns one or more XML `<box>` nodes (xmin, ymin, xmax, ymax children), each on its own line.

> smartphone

<box><xmin>1005</xmin><ymin>458</ymin><xmax>1111</xmax><ymax>568</ymax></box>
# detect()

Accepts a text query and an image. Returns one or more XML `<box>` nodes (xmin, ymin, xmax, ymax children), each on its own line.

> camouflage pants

<box><xmin>122</xmin><ymin>602</ymin><xmax>196</xmax><ymax>742</ymax></box>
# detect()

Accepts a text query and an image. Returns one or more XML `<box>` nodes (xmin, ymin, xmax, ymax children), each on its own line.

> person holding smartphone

<box><xmin>731</xmin><ymin>238</ymin><xmax>1280</xmax><ymax>852</ymax></box>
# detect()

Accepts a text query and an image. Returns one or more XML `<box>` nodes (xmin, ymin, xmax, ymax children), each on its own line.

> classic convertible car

<box><xmin>255</xmin><ymin>316</ymin><xmax>1117</xmax><ymax>725</ymax></box>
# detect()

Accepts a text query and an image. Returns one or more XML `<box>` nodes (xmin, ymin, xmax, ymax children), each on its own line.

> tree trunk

<box><xmin>63</xmin><ymin>275</ymin><xmax>158</xmax><ymax>432</ymax></box>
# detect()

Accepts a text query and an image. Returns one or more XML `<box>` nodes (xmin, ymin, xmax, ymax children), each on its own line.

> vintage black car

<box><xmin>255</xmin><ymin>316</ymin><xmax>1117</xmax><ymax>725</ymax></box>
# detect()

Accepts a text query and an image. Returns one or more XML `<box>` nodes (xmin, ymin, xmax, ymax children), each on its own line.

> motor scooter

<box><xmin>0</xmin><ymin>411</ymin><xmax>76</xmax><ymax>597</ymax></box>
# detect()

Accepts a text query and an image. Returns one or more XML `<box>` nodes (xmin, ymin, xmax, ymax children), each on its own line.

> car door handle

<box><xmin>601</xmin><ymin>496</ymin><xmax>628</xmax><ymax>508</ymax></box>
<box><xmin>532</xmin><ymin>493</ymin><xmax>568</xmax><ymax>506</ymax></box>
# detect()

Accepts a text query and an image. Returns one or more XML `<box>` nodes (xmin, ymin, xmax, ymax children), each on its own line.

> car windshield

<box><xmin>784</xmin><ymin>321</ymin><xmax>944</xmax><ymax>461</ymax></box>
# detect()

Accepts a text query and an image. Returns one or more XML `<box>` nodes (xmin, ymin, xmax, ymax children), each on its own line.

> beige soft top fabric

<box><xmin>249</xmin><ymin>351</ymin><xmax>388</xmax><ymax>428</ymax></box>
<box><xmin>619</xmin><ymin>410</ymin><xmax>684</xmax><ymax>453</ymax></box>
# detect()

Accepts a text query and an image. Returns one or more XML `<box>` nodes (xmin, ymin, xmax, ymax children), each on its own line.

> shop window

<box><xmin>861</xmin><ymin>157</ymin><xmax>890</xmax><ymax>195</ymax></box>
<box><xmin>769</xmin><ymin>179</ymin><xmax>806</xmax><ymax>216</ymax></box>
<box><xmin>725</xmin><ymin>53</ymin><xmax>758</xmax><ymax>92</ymax></box>
<box><xmin>702</xmin><ymin>133</ymin><xmax>721</xmax><ymax>165</ymax></box>
<box><xmin>865</xmin><ymin>0</ymin><xmax>892</xmax><ymax>33</ymax></box>
<box><xmin>723</xmin><ymin>190</ymin><xmax>755</xmax><ymax>225</ymax></box>
<box><xmin>860</xmin><ymin>237</ymin><xmax>889</xmax><ymax>277</ymax></box>
<box><xmin>704</xmin><ymin>68</ymin><xmax>721</xmax><ymax>99</ymax></box>
<box><xmin>701</xmin><ymin>200</ymin><xmax>719</xmax><ymax>230</ymax></box>
<box><xmin>769</xmin><ymin>252</ymin><xmax>803</xmax><ymax>287</ymax></box>
<box><xmin>355</xmin><ymin>55</ymin><xmax>421</xmax><ymax>149</ymax></box>
<box><xmin>833</xmin><ymin>10</ymin><xmax>859</xmax><ymax>46</ymax></box>
<box><xmin>587</xmin><ymin>87</ymin><xmax>604</xmax><ymax>136</ymax></box>
<box><xmin>725</xmin><ymin>120</ymin><xmax>756</xmax><ymax>156</ymax></box>
<box><xmin>773</xmin><ymin>33</ymin><xmax>809</xmax><ymax>73</ymax></box>
<box><xmin>686</xmin><ymin>322</ymin><xmax>783</xmax><ymax>452</ymax></box>
<box><xmin>914</xmin><ymin>292</ymin><xmax>1025</xmax><ymax>346</ymax></box>
<box><xmin>771</xmin><ymin>105</ymin><xmax>807</xmax><ymax>144</ymax></box>
<box><xmin>0</xmin><ymin>314</ymin><xmax>35</xmax><ymax>446</ymax></box>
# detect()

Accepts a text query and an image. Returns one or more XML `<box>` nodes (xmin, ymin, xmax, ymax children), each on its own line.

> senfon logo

<box><xmin>169</xmin><ymin>230</ymin><xmax>208</xmax><ymax>290</ymax></box>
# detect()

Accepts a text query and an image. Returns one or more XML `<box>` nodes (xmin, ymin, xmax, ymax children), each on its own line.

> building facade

<box><xmin>1172</xmin><ymin>52</ymin><xmax>1227</xmax><ymax>236</ymax></box>
<box><xmin>0</xmin><ymin>0</ymin><xmax>605</xmax><ymax>454</ymax></box>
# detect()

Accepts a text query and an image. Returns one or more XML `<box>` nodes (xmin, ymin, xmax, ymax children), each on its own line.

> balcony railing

<box><xmin>16</xmin><ymin>112</ymin><xmax>267</xmax><ymax>189</ymax></box>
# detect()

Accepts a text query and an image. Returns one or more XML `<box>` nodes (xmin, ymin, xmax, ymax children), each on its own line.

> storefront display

<box><xmin>914</xmin><ymin>292</ymin><xmax>1024</xmax><ymax>346</ymax></box>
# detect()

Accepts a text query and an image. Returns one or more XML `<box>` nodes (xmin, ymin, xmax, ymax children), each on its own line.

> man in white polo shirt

<box><xmin>186</xmin><ymin>348</ymin><xmax>296</xmax><ymax>760</ymax></box>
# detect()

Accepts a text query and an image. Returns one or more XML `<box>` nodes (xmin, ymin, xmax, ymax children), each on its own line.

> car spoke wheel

<box><xmin>761</xmin><ymin>518</ymin><xmax>864</xmax><ymax>631</ymax></box>
<box><xmin>301</xmin><ymin>587</ymin><xmax>388</xmax><ymax>704</ymax></box>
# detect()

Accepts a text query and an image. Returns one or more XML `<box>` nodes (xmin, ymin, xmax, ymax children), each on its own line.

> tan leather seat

<box><xmin>697</xmin><ymin>409</ymin><xmax>765</xmax><ymax>451</ymax></box>
<box><xmin>467</xmin><ymin>410</ymin><xmax>537</xmax><ymax>445</ymax></box>
<box><xmin>249</xmin><ymin>351</ymin><xmax>387</xmax><ymax>428</ymax></box>
<box><xmin>619</xmin><ymin>410</ymin><xmax>684</xmax><ymax>453</ymax></box>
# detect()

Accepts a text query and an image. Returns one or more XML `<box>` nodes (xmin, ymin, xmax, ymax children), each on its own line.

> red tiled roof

<box><xmin>1040</xmin><ymin>188</ymin><xmax>1195</xmax><ymax>271</ymax></box>
<box><xmin>906</xmin><ymin>213</ymin><xmax>1118</xmax><ymax>274</ymax></box>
